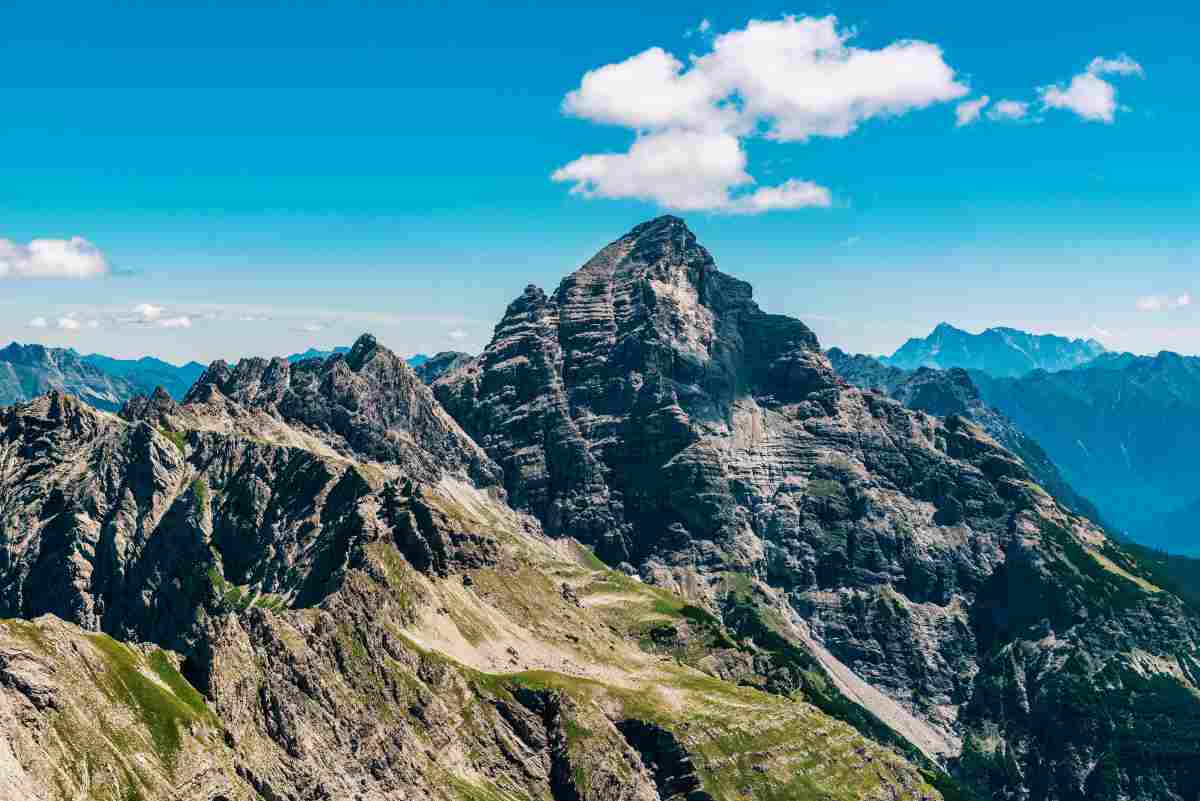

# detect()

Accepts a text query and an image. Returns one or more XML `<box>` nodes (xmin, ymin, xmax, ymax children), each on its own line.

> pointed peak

<box><xmin>624</xmin><ymin>215</ymin><xmax>697</xmax><ymax>251</ymax></box>
<box><xmin>627</xmin><ymin>215</ymin><xmax>690</xmax><ymax>238</ymax></box>
<box><xmin>347</xmin><ymin>333</ymin><xmax>381</xmax><ymax>370</ymax></box>
<box><xmin>350</xmin><ymin>333</ymin><xmax>379</xmax><ymax>353</ymax></box>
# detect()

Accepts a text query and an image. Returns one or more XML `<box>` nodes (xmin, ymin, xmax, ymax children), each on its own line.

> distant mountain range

<box><xmin>1</xmin><ymin>342</ymin><xmax>453</xmax><ymax>411</ymax></box>
<box><xmin>885</xmin><ymin>322</ymin><xmax>1106</xmax><ymax>377</ymax></box>
<box><xmin>971</xmin><ymin>351</ymin><xmax>1200</xmax><ymax>551</ymax></box>
<box><xmin>80</xmin><ymin>353</ymin><xmax>207</xmax><ymax>399</ymax></box>
<box><xmin>835</xmin><ymin>332</ymin><xmax>1200</xmax><ymax>554</ymax></box>
<box><xmin>0</xmin><ymin>343</ymin><xmax>135</xmax><ymax>411</ymax></box>
<box><xmin>285</xmin><ymin>346</ymin><xmax>352</xmax><ymax>362</ymax></box>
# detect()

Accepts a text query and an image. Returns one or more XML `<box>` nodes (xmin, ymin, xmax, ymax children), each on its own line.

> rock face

<box><xmin>0</xmin><ymin>342</ymin><xmax>137</xmax><ymax>410</ymax></box>
<box><xmin>0</xmin><ymin>333</ymin><xmax>941</xmax><ymax>801</ymax></box>
<box><xmin>435</xmin><ymin>216</ymin><xmax>1200</xmax><ymax>801</ymax></box>
<box><xmin>185</xmin><ymin>333</ymin><xmax>502</xmax><ymax>489</ymax></box>
<box><xmin>413</xmin><ymin>350</ymin><xmax>474</xmax><ymax>384</ymax></box>
<box><xmin>0</xmin><ymin>615</ymin><xmax>251</xmax><ymax>801</ymax></box>
<box><xmin>884</xmin><ymin>322</ymin><xmax>1105</xmax><ymax>377</ymax></box>
<box><xmin>827</xmin><ymin>348</ymin><xmax>1105</xmax><ymax>526</ymax></box>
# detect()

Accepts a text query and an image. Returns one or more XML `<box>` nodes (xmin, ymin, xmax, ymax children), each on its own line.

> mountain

<box><xmin>0</xmin><ymin>342</ymin><xmax>137</xmax><ymax>410</ymax></box>
<box><xmin>433</xmin><ymin>216</ymin><xmax>1200</xmax><ymax>801</ymax></box>
<box><xmin>826</xmin><ymin>348</ymin><xmax>1105</xmax><ymax>526</ymax></box>
<box><xmin>971</xmin><ymin>351</ymin><xmax>1200</xmax><ymax>551</ymax></box>
<box><xmin>885</xmin><ymin>322</ymin><xmax>1105</xmax><ymax>377</ymax></box>
<box><xmin>285</xmin><ymin>345</ymin><xmax>351</xmax><ymax>362</ymax></box>
<box><xmin>288</xmin><ymin>345</ymin><xmax>437</xmax><ymax>374</ymax></box>
<box><xmin>413</xmin><ymin>350</ymin><xmax>473</xmax><ymax>384</ymax></box>
<box><xmin>80</xmin><ymin>352</ymin><xmax>206</xmax><ymax>399</ymax></box>
<box><xmin>0</xmin><ymin>335</ymin><xmax>943</xmax><ymax>800</ymax></box>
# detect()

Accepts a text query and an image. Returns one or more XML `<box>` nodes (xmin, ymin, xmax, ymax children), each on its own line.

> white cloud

<box><xmin>554</xmin><ymin>129</ymin><xmax>751</xmax><ymax>211</ymax></box>
<box><xmin>1136</xmin><ymin>292</ymin><xmax>1191</xmax><ymax>312</ymax></box>
<box><xmin>56</xmin><ymin>317</ymin><xmax>81</xmax><ymax>331</ymax></box>
<box><xmin>1088</xmin><ymin>54</ymin><xmax>1143</xmax><ymax>77</ymax></box>
<box><xmin>1089</xmin><ymin>325</ymin><xmax>1113</xmax><ymax>339</ymax></box>
<box><xmin>0</xmin><ymin>237</ymin><xmax>110</xmax><ymax>280</ymax></box>
<box><xmin>27</xmin><ymin>316</ymin><xmax>48</xmax><ymax>328</ymax></box>
<box><xmin>157</xmin><ymin>316</ymin><xmax>192</xmax><ymax>329</ymax></box>
<box><xmin>447</xmin><ymin>328</ymin><xmax>469</xmax><ymax>342</ymax></box>
<box><xmin>987</xmin><ymin>100</ymin><xmax>1029</xmax><ymax>121</ymax></box>
<box><xmin>698</xmin><ymin>18</ymin><xmax>711</xmax><ymax>33</ymax></box>
<box><xmin>1040</xmin><ymin>54</ymin><xmax>1142</xmax><ymax>123</ymax></box>
<box><xmin>555</xmin><ymin>15</ymin><xmax>966</xmax><ymax>213</ymax></box>
<box><xmin>134</xmin><ymin>303</ymin><xmax>166</xmax><ymax>321</ymax></box>
<box><xmin>727</xmin><ymin>179</ymin><xmax>832</xmax><ymax>213</ymax></box>
<box><xmin>955</xmin><ymin>95</ymin><xmax>990</xmax><ymax>126</ymax></box>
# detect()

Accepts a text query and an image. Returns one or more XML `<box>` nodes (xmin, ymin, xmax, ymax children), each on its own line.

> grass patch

<box><xmin>158</xmin><ymin>427</ymin><xmax>188</xmax><ymax>455</ymax></box>
<box><xmin>88</xmin><ymin>634</ymin><xmax>207</xmax><ymax>769</ymax></box>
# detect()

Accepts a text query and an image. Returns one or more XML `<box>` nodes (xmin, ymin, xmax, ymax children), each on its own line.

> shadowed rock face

<box><xmin>434</xmin><ymin>216</ymin><xmax>826</xmax><ymax>564</ymax></box>
<box><xmin>435</xmin><ymin>216</ymin><xmax>1200</xmax><ymax>801</ymax></box>
<box><xmin>0</xmin><ymin>343</ymin><xmax>943</xmax><ymax>799</ymax></box>
<box><xmin>186</xmin><ymin>333</ymin><xmax>503</xmax><ymax>489</ymax></box>
<box><xmin>826</xmin><ymin>348</ymin><xmax>1106</xmax><ymax>526</ymax></box>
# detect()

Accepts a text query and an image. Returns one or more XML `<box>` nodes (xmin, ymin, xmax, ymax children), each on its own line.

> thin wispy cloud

<box><xmin>554</xmin><ymin>15</ymin><xmax>967</xmax><ymax>213</ymax></box>
<box><xmin>1136</xmin><ymin>292</ymin><xmax>1192</xmax><ymax>312</ymax></box>
<box><xmin>955</xmin><ymin>96</ymin><xmax>990</xmax><ymax>126</ymax></box>
<box><xmin>987</xmin><ymin>100</ymin><xmax>1030</xmax><ymax>122</ymax></box>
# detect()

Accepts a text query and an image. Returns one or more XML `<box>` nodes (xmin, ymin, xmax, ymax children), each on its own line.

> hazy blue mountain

<box><xmin>287</xmin><ymin>345</ymin><xmax>431</xmax><ymax>371</ymax></box>
<box><xmin>971</xmin><ymin>351</ymin><xmax>1200</xmax><ymax>552</ymax></box>
<box><xmin>0</xmin><ymin>342</ymin><xmax>137</xmax><ymax>411</ymax></box>
<box><xmin>81</xmin><ymin>353</ymin><xmax>206</xmax><ymax>400</ymax></box>
<box><xmin>885</xmin><ymin>322</ymin><xmax>1105</xmax><ymax>377</ymax></box>
<box><xmin>285</xmin><ymin>346</ymin><xmax>352</xmax><ymax>362</ymax></box>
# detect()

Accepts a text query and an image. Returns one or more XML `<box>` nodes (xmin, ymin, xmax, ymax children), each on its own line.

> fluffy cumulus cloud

<box><xmin>955</xmin><ymin>96</ymin><xmax>990</xmax><ymax>126</ymax></box>
<box><xmin>1136</xmin><ymin>292</ymin><xmax>1192</xmax><ymax>312</ymax></box>
<box><xmin>0</xmin><ymin>237</ymin><xmax>110</xmax><ymax>280</ymax></box>
<box><xmin>1040</xmin><ymin>54</ymin><xmax>1143</xmax><ymax>123</ymax></box>
<box><xmin>27</xmin><ymin>316</ymin><xmax>48</xmax><ymax>328</ymax></box>
<box><xmin>554</xmin><ymin>15</ymin><xmax>966</xmax><ymax>213</ymax></box>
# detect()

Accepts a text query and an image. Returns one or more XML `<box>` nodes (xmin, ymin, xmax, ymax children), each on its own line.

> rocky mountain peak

<box><xmin>168</xmin><ymin>334</ymin><xmax>502</xmax><ymax>488</ymax></box>
<box><xmin>432</xmin><ymin>216</ymin><xmax>1200</xmax><ymax>801</ymax></box>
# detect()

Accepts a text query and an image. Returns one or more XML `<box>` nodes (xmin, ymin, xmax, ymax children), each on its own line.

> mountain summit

<box><xmin>885</xmin><ymin>322</ymin><xmax>1105</xmax><ymax>377</ymax></box>
<box><xmin>434</xmin><ymin>216</ymin><xmax>1200</xmax><ymax>801</ymax></box>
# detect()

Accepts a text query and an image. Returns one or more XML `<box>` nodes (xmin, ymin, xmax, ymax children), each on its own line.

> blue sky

<box><xmin>1</xmin><ymin>0</ymin><xmax>1196</xmax><ymax>362</ymax></box>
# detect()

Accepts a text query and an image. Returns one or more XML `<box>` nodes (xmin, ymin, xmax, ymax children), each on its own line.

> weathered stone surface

<box><xmin>827</xmin><ymin>348</ymin><xmax>1106</xmax><ymax>525</ymax></box>
<box><xmin>436</xmin><ymin>215</ymin><xmax>1200</xmax><ymax>801</ymax></box>
<box><xmin>0</xmin><ymin>332</ymin><xmax>943</xmax><ymax>800</ymax></box>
